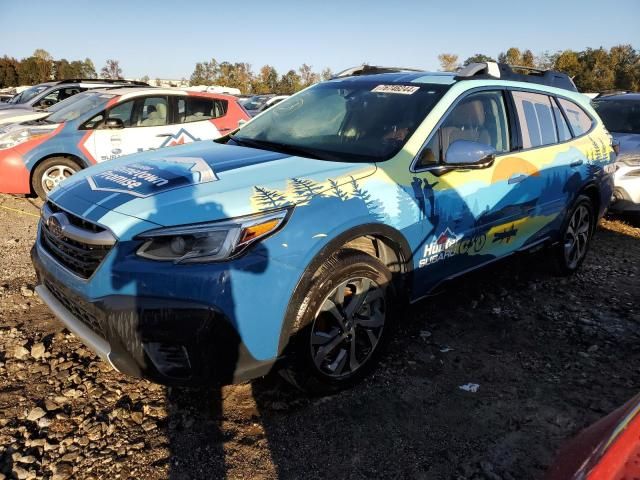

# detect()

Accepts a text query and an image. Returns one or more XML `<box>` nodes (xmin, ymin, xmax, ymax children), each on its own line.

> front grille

<box><xmin>44</xmin><ymin>279</ymin><xmax>106</xmax><ymax>338</ymax></box>
<box><xmin>40</xmin><ymin>202</ymin><xmax>113</xmax><ymax>279</ymax></box>
<box><xmin>46</xmin><ymin>201</ymin><xmax>106</xmax><ymax>233</ymax></box>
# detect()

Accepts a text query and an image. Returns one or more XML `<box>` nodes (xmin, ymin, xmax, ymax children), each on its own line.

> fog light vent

<box><xmin>143</xmin><ymin>342</ymin><xmax>192</xmax><ymax>379</ymax></box>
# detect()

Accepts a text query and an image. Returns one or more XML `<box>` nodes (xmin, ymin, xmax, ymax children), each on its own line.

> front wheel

<box><xmin>281</xmin><ymin>249</ymin><xmax>395</xmax><ymax>395</ymax></box>
<box><xmin>552</xmin><ymin>194</ymin><xmax>595</xmax><ymax>275</ymax></box>
<box><xmin>32</xmin><ymin>157</ymin><xmax>82</xmax><ymax>199</ymax></box>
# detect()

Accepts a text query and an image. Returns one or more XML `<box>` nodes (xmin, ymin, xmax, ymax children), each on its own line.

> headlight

<box><xmin>136</xmin><ymin>208</ymin><xmax>291</xmax><ymax>263</ymax></box>
<box><xmin>0</xmin><ymin>127</ymin><xmax>55</xmax><ymax>150</ymax></box>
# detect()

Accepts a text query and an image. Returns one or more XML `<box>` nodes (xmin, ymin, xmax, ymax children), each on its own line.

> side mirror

<box><xmin>104</xmin><ymin>118</ymin><xmax>124</xmax><ymax>129</ymax></box>
<box><xmin>37</xmin><ymin>99</ymin><xmax>55</xmax><ymax>109</ymax></box>
<box><xmin>238</xmin><ymin>119</ymin><xmax>248</xmax><ymax>128</ymax></box>
<box><xmin>444</xmin><ymin>140</ymin><xmax>497</xmax><ymax>168</ymax></box>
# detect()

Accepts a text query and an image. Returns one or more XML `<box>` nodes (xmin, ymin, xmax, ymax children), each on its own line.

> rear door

<box><xmin>169</xmin><ymin>95</ymin><xmax>229</xmax><ymax>143</ymax></box>
<box><xmin>507</xmin><ymin>90</ymin><xmax>577</xmax><ymax>240</ymax></box>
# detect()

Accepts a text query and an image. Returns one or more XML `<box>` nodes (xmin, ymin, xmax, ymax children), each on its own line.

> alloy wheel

<box><xmin>42</xmin><ymin>165</ymin><xmax>76</xmax><ymax>192</ymax></box>
<box><xmin>564</xmin><ymin>204</ymin><xmax>591</xmax><ymax>269</ymax></box>
<box><xmin>310</xmin><ymin>277</ymin><xmax>386</xmax><ymax>378</ymax></box>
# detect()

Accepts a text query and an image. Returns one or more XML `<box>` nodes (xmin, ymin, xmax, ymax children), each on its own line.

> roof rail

<box><xmin>332</xmin><ymin>65</ymin><xmax>424</xmax><ymax>79</ymax></box>
<box><xmin>455</xmin><ymin>62</ymin><xmax>578</xmax><ymax>92</ymax></box>
<box><xmin>57</xmin><ymin>78</ymin><xmax>150</xmax><ymax>86</ymax></box>
<box><xmin>594</xmin><ymin>90</ymin><xmax>630</xmax><ymax>98</ymax></box>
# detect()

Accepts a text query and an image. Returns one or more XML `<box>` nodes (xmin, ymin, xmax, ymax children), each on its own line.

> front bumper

<box><xmin>32</xmin><ymin>246</ymin><xmax>275</xmax><ymax>386</ymax></box>
<box><xmin>0</xmin><ymin>149</ymin><xmax>31</xmax><ymax>194</ymax></box>
<box><xmin>611</xmin><ymin>164</ymin><xmax>640</xmax><ymax>212</ymax></box>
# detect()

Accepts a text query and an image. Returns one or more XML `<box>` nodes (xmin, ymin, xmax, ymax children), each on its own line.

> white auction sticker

<box><xmin>371</xmin><ymin>85</ymin><xmax>420</xmax><ymax>95</ymax></box>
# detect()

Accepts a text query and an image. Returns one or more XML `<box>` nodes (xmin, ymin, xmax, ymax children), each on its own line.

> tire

<box><xmin>281</xmin><ymin>249</ymin><xmax>396</xmax><ymax>395</ymax></box>
<box><xmin>32</xmin><ymin>157</ymin><xmax>82</xmax><ymax>200</ymax></box>
<box><xmin>552</xmin><ymin>194</ymin><xmax>595</xmax><ymax>276</ymax></box>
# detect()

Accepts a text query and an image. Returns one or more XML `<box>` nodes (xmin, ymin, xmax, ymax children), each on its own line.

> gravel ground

<box><xmin>0</xmin><ymin>193</ymin><xmax>639</xmax><ymax>480</ymax></box>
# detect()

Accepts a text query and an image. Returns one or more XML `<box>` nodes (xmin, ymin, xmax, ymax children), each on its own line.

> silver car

<box><xmin>0</xmin><ymin>78</ymin><xmax>149</xmax><ymax>125</ymax></box>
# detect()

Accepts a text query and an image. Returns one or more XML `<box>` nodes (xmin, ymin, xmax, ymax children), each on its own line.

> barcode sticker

<box><xmin>371</xmin><ymin>85</ymin><xmax>420</xmax><ymax>95</ymax></box>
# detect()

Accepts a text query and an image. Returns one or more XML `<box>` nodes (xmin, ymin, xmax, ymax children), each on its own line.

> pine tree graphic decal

<box><xmin>290</xmin><ymin>177</ymin><xmax>323</xmax><ymax>203</ymax></box>
<box><xmin>254</xmin><ymin>186</ymin><xmax>287</xmax><ymax>209</ymax></box>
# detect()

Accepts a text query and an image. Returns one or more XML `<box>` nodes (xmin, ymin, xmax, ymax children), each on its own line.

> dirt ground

<box><xmin>0</xmin><ymin>192</ymin><xmax>639</xmax><ymax>480</ymax></box>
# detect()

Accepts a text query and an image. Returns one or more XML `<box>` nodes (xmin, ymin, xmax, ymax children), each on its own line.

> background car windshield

<box><xmin>242</xmin><ymin>96</ymin><xmax>271</xmax><ymax>110</ymax></box>
<box><xmin>235</xmin><ymin>81</ymin><xmax>448</xmax><ymax>162</ymax></box>
<box><xmin>593</xmin><ymin>99</ymin><xmax>640</xmax><ymax>134</ymax></box>
<box><xmin>8</xmin><ymin>85</ymin><xmax>48</xmax><ymax>104</ymax></box>
<box><xmin>46</xmin><ymin>92</ymin><xmax>114</xmax><ymax>124</ymax></box>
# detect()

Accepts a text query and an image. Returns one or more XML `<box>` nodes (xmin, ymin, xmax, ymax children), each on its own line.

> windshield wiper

<box><xmin>229</xmin><ymin>135</ymin><xmax>330</xmax><ymax>160</ymax></box>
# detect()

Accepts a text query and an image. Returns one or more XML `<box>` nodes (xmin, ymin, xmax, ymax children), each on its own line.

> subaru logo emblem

<box><xmin>47</xmin><ymin>214</ymin><xmax>64</xmax><ymax>239</ymax></box>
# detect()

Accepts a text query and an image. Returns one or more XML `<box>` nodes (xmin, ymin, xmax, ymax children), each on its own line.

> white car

<box><xmin>593</xmin><ymin>93</ymin><xmax>640</xmax><ymax>213</ymax></box>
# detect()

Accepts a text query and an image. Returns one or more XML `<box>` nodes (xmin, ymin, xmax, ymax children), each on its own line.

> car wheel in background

<box><xmin>552</xmin><ymin>194</ymin><xmax>595</xmax><ymax>275</ymax></box>
<box><xmin>32</xmin><ymin>157</ymin><xmax>82</xmax><ymax>200</ymax></box>
<box><xmin>281</xmin><ymin>249</ymin><xmax>395</xmax><ymax>395</ymax></box>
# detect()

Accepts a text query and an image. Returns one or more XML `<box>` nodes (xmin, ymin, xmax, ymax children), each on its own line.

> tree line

<box><xmin>0</xmin><ymin>50</ymin><xmax>98</xmax><ymax>87</ymax></box>
<box><xmin>2</xmin><ymin>45</ymin><xmax>639</xmax><ymax>93</ymax></box>
<box><xmin>438</xmin><ymin>44</ymin><xmax>640</xmax><ymax>92</ymax></box>
<box><xmin>189</xmin><ymin>59</ymin><xmax>333</xmax><ymax>94</ymax></box>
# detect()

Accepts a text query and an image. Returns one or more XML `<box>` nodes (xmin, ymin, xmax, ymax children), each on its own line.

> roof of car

<box><xmin>595</xmin><ymin>92</ymin><xmax>640</xmax><ymax>101</ymax></box>
<box><xmin>90</xmin><ymin>87</ymin><xmax>238</xmax><ymax>101</ymax></box>
<box><xmin>331</xmin><ymin>63</ymin><xmax>578</xmax><ymax>92</ymax></box>
<box><xmin>329</xmin><ymin>71</ymin><xmax>456</xmax><ymax>84</ymax></box>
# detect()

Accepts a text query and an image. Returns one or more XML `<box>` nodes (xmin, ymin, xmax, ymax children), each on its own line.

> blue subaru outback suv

<box><xmin>32</xmin><ymin>63</ymin><xmax>615</xmax><ymax>393</ymax></box>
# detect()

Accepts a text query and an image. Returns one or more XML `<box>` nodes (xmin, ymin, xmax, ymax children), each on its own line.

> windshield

<box><xmin>233</xmin><ymin>81</ymin><xmax>448</xmax><ymax>162</ymax></box>
<box><xmin>593</xmin><ymin>99</ymin><xmax>640</xmax><ymax>135</ymax></box>
<box><xmin>9</xmin><ymin>85</ymin><xmax>48</xmax><ymax>104</ymax></box>
<box><xmin>46</xmin><ymin>92</ymin><xmax>114</xmax><ymax>124</ymax></box>
<box><xmin>242</xmin><ymin>95</ymin><xmax>272</xmax><ymax>110</ymax></box>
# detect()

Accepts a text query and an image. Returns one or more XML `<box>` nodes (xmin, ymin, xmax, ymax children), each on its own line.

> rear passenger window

<box><xmin>512</xmin><ymin>92</ymin><xmax>558</xmax><ymax>148</ymax></box>
<box><xmin>557</xmin><ymin>98</ymin><xmax>593</xmax><ymax>136</ymax></box>
<box><xmin>177</xmin><ymin>97</ymin><xmax>228</xmax><ymax>124</ymax></box>
<box><xmin>551</xmin><ymin>99</ymin><xmax>572</xmax><ymax>142</ymax></box>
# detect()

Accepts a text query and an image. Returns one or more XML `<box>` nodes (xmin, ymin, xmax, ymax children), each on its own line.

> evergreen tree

<box><xmin>328</xmin><ymin>179</ymin><xmax>349</xmax><ymax>202</ymax></box>
<box><xmin>350</xmin><ymin>177</ymin><xmax>387</xmax><ymax>222</ymax></box>
<box><xmin>254</xmin><ymin>186</ymin><xmax>287</xmax><ymax>209</ymax></box>
<box><xmin>290</xmin><ymin>177</ymin><xmax>323</xmax><ymax>203</ymax></box>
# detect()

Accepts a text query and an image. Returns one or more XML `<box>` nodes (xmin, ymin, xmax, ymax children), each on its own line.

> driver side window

<box><xmin>416</xmin><ymin>90</ymin><xmax>510</xmax><ymax>169</ymax></box>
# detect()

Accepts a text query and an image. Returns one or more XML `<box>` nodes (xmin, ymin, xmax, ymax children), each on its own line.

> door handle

<box><xmin>156</xmin><ymin>133</ymin><xmax>173</xmax><ymax>137</ymax></box>
<box><xmin>570</xmin><ymin>159</ymin><xmax>584</xmax><ymax>168</ymax></box>
<box><xmin>508</xmin><ymin>174</ymin><xmax>527</xmax><ymax>184</ymax></box>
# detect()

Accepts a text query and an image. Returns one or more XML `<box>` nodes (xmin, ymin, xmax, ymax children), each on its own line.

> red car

<box><xmin>0</xmin><ymin>87</ymin><xmax>250</xmax><ymax>198</ymax></box>
<box><xmin>546</xmin><ymin>393</ymin><xmax>640</xmax><ymax>479</ymax></box>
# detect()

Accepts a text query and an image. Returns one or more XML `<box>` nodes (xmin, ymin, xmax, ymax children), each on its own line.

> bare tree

<box><xmin>100</xmin><ymin>59</ymin><xmax>123</xmax><ymax>79</ymax></box>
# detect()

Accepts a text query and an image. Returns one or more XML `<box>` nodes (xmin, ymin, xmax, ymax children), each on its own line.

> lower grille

<box><xmin>44</xmin><ymin>279</ymin><xmax>106</xmax><ymax>338</ymax></box>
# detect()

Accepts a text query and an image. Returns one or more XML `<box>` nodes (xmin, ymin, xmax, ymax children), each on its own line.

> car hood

<box><xmin>0</xmin><ymin>120</ymin><xmax>60</xmax><ymax>136</ymax></box>
<box><xmin>50</xmin><ymin>141</ymin><xmax>377</xmax><ymax>231</ymax></box>
<box><xmin>612</xmin><ymin>132</ymin><xmax>640</xmax><ymax>163</ymax></box>
<box><xmin>0</xmin><ymin>103</ymin><xmax>29</xmax><ymax>111</ymax></box>
<box><xmin>612</xmin><ymin>132</ymin><xmax>640</xmax><ymax>153</ymax></box>
<box><xmin>0</xmin><ymin>109</ymin><xmax>46</xmax><ymax>124</ymax></box>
